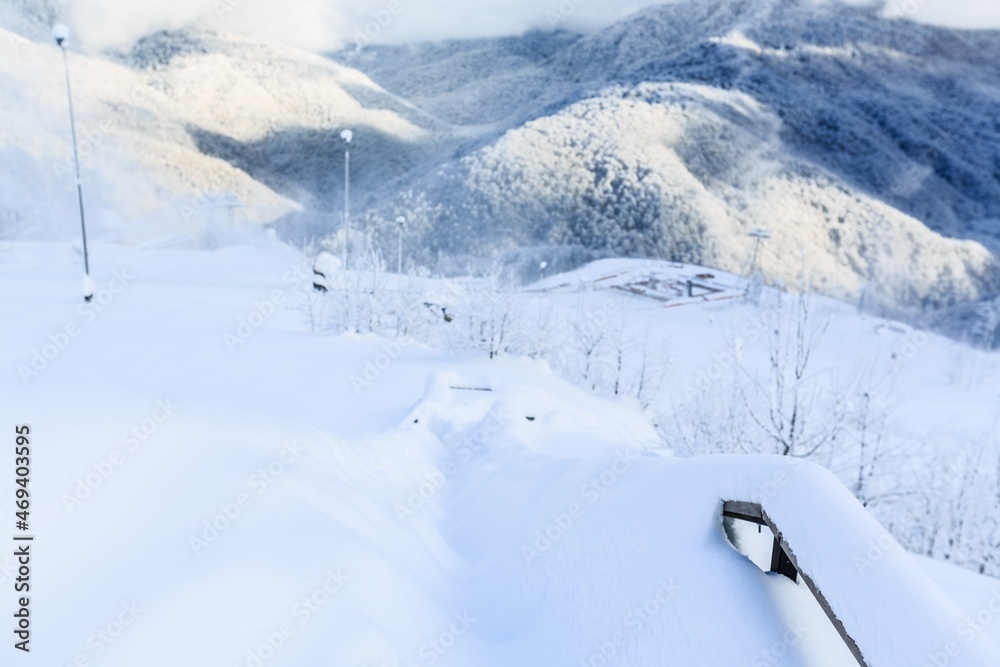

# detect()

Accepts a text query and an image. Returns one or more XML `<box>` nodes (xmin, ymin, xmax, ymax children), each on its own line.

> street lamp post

<box><xmin>744</xmin><ymin>228</ymin><xmax>772</xmax><ymax>304</ymax></box>
<box><xmin>53</xmin><ymin>24</ymin><xmax>93</xmax><ymax>302</ymax></box>
<box><xmin>340</xmin><ymin>129</ymin><xmax>353</xmax><ymax>271</ymax></box>
<box><xmin>395</xmin><ymin>216</ymin><xmax>405</xmax><ymax>274</ymax></box>
<box><xmin>746</xmin><ymin>228</ymin><xmax>772</xmax><ymax>277</ymax></box>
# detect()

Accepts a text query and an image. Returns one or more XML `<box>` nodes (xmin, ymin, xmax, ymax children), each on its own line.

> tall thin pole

<box><xmin>344</xmin><ymin>147</ymin><xmax>350</xmax><ymax>271</ymax></box>
<box><xmin>396</xmin><ymin>216</ymin><xmax>405</xmax><ymax>274</ymax></box>
<box><xmin>57</xmin><ymin>33</ymin><xmax>92</xmax><ymax>301</ymax></box>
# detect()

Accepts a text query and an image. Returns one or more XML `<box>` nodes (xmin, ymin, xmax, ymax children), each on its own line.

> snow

<box><xmin>710</xmin><ymin>30</ymin><xmax>765</xmax><ymax>54</ymax></box>
<box><xmin>331</xmin><ymin>0</ymin><xmax>1000</xmax><ymax>290</ymax></box>
<box><xmin>444</xmin><ymin>80</ymin><xmax>997</xmax><ymax>310</ymax></box>
<box><xmin>0</xmin><ymin>24</ymin><xmax>425</xmax><ymax>244</ymax></box>
<box><xmin>5</xmin><ymin>239</ymin><xmax>1000</xmax><ymax>666</ymax></box>
<box><xmin>6</xmin><ymin>1</ymin><xmax>1000</xmax><ymax>314</ymax></box>
<box><xmin>918</xmin><ymin>555</ymin><xmax>1000</xmax><ymax>649</ymax></box>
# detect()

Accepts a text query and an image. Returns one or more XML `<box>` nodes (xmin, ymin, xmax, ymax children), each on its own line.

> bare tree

<box><xmin>972</xmin><ymin>298</ymin><xmax>1000</xmax><ymax>351</ymax></box>
<box><xmin>630</xmin><ymin>319</ymin><xmax>670</xmax><ymax>409</ymax></box>
<box><xmin>739</xmin><ymin>289</ymin><xmax>842</xmax><ymax>457</ymax></box>
<box><xmin>840</xmin><ymin>376</ymin><xmax>915</xmax><ymax>512</ymax></box>
<box><xmin>567</xmin><ymin>311</ymin><xmax>607</xmax><ymax>391</ymax></box>
<box><xmin>981</xmin><ymin>450</ymin><xmax>1000</xmax><ymax>575</ymax></box>
<box><xmin>460</xmin><ymin>264</ymin><xmax>517</xmax><ymax>359</ymax></box>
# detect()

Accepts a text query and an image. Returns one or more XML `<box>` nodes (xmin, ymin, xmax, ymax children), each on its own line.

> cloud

<box><xmin>57</xmin><ymin>0</ymin><xmax>342</xmax><ymax>51</ymax></box>
<box><xmin>36</xmin><ymin>0</ymin><xmax>1000</xmax><ymax>52</ymax></box>
<box><xmin>883</xmin><ymin>0</ymin><xmax>1000</xmax><ymax>30</ymax></box>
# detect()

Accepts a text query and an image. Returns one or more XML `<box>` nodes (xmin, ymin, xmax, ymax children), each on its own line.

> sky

<box><xmin>31</xmin><ymin>0</ymin><xmax>1000</xmax><ymax>51</ymax></box>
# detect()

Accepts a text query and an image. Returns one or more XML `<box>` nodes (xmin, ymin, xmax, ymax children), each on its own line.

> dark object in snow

<box><xmin>722</xmin><ymin>501</ymin><xmax>867</xmax><ymax>667</ymax></box>
<box><xmin>423</xmin><ymin>302</ymin><xmax>453</xmax><ymax>322</ymax></box>
<box><xmin>312</xmin><ymin>268</ymin><xmax>328</xmax><ymax>293</ymax></box>
<box><xmin>685</xmin><ymin>280</ymin><xmax>723</xmax><ymax>299</ymax></box>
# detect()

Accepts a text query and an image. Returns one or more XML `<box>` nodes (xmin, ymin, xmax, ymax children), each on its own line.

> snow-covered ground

<box><xmin>5</xmin><ymin>239</ymin><xmax>1000</xmax><ymax>665</ymax></box>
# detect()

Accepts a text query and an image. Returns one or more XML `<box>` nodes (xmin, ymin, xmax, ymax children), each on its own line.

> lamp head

<box><xmin>52</xmin><ymin>24</ymin><xmax>70</xmax><ymax>47</ymax></box>
<box><xmin>340</xmin><ymin>129</ymin><xmax>353</xmax><ymax>144</ymax></box>
<box><xmin>396</xmin><ymin>216</ymin><xmax>406</xmax><ymax>225</ymax></box>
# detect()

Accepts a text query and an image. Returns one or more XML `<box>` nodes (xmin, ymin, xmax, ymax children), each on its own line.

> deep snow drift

<box><xmin>5</xmin><ymin>239</ymin><xmax>1000</xmax><ymax>666</ymax></box>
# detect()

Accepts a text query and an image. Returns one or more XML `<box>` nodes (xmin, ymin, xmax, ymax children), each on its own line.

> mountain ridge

<box><xmin>2</xmin><ymin>0</ymin><xmax>999</xmax><ymax>313</ymax></box>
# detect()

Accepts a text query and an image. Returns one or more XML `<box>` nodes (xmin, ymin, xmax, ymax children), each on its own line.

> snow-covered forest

<box><xmin>4</xmin><ymin>0</ymin><xmax>1000</xmax><ymax>319</ymax></box>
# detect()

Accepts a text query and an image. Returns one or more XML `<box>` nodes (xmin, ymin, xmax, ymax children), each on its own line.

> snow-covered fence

<box><xmin>723</xmin><ymin>500</ymin><xmax>867</xmax><ymax>666</ymax></box>
<box><xmin>717</xmin><ymin>459</ymin><xmax>1000</xmax><ymax>667</ymax></box>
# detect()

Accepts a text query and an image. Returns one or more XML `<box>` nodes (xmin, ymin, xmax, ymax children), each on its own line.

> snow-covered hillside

<box><xmin>3</xmin><ymin>0</ymin><xmax>1000</xmax><ymax>312</ymax></box>
<box><xmin>1</xmin><ymin>26</ymin><xmax>293</xmax><ymax>243</ymax></box>
<box><xmin>335</xmin><ymin>0</ymin><xmax>1000</xmax><ymax>311</ymax></box>
<box><xmin>7</xmin><ymin>2</ymin><xmax>1000</xmax><ymax>663</ymax></box>
<box><xmin>0</xmin><ymin>24</ymin><xmax>431</xmax><ymax>245</ymax></box>
<box><xmin>5</xmin><ymin>238</ymin><xmax>1000</xmax><ymax>665</ymax></box>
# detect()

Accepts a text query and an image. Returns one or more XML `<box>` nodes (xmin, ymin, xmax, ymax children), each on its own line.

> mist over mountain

<box><xmin>2</xmin><ymin>0</ymin><xmax>999</xmax><ymax>314</ymax></box>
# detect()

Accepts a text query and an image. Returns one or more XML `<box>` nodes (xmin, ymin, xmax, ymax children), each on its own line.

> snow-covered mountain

<box><xmin>0</xmin><ymin>22</ymin><xmax>429</xmax><ymax>245</ymax></box>
<box><xmin>333</xmin><ymin>0</ymin><xmax>1000</xmax><ymax>310</ymax></box>
<box><xmin>3</xmin><ymin>0</ymin><xmax>1000</xmax><ymax>312</ymax></box>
